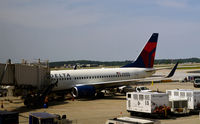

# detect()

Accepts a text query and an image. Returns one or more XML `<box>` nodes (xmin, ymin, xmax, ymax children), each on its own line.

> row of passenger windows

<box><xmin>74</xmin><ymin>74</ymin><xmax>130</xmax><ymax>80</ymax></box>
<box><xmin>52</xmin><ymin>74</ymin><xmax>131</xmax><ymax>81</ymax></box>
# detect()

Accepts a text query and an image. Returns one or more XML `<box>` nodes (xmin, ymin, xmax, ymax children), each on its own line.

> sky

<box><xmin>0</xmin><ymin>0</ymin><xmax>200</xmax><ymax>63</ymax></box>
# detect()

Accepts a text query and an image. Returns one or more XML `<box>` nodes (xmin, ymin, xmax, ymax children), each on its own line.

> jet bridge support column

<box><xmin>0</xmin><ymin>59</ymin><xmax>11</xmax><ymax>84</ymax></box>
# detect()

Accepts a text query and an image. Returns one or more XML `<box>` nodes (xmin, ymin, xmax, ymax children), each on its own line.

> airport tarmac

<box><xmin>1</xmin><ymin>69</ymin><xmax>200</xmax><ymax>124</ymax></box>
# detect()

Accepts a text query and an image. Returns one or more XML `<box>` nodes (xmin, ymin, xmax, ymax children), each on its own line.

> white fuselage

<box><xmin>50</xmin><ymin>67</ymin><xmax>155</xmax><ymax>91</ymax></box>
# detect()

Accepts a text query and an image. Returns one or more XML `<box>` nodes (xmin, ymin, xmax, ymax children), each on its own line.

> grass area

<box><xmin>178</xmin><ymin>67</ymin><xmax>200</xmax><ymax>70</ymax></box>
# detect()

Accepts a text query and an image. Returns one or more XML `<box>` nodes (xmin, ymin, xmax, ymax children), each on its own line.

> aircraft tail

<box><xmin>122</xmin><ymin>33</ymin><xmax>159</xmax><ymax>68</ymax></box>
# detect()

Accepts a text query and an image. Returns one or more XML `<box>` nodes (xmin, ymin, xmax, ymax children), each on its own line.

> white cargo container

<box><xmin>166</xmin><ymin>89</ymin><xmax>200</xmax><ymax>110</ymax></box>
<box><xmin>127</xmin><ymin>92</ymin><xmax>170</xmax><ymax>116</ymax></box>
<box><xmin>168</xmin><ymin>98</ymin><xmax>189</xmax><ymax>114</ymax></box>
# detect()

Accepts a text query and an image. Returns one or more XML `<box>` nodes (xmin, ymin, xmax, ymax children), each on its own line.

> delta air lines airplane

<box><xmin>50</xmin><ymin>33</ymin><xmax>174</xmax><ymax>98</ymax></box>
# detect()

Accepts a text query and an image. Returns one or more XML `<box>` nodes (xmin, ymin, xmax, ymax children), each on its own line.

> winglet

<box><xmin>122</xmin><ymin>33</ymin><xmax>159</xmax><ymax>68</ymax></box>
<box><xmin>166</xmin><ymin>62</ymin><xmax>179</xmax><ymax>78</ymax></box>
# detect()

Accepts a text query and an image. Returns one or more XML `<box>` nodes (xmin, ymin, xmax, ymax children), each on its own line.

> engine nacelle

<box><xmin>72</xmin><ymin>86</ymin><xmax>96</xmax><ymax>98</ymax></box>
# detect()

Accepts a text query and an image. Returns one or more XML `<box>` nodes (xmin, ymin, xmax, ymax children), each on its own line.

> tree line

<box><xmin>49</xmin><ymin>58</ymin><xmax>200</xmax><ymax>68</ymax></box>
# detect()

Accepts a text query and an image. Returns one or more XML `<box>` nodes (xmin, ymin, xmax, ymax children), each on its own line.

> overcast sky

<box><xmin>0</xmin><ymin>0</ymin><xmax>200</xmax><ymax>63</ymax></box>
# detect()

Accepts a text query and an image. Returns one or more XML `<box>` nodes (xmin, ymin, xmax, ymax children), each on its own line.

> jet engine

<box><xmin>72</xmin><ymin>85</ymin><xmax>96</xmax><ymax>98</ymax></box>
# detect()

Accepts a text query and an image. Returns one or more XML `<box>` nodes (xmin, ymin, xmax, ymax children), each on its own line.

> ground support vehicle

<box><xmin>127</xmin><ymin>92</ymin><xmax>170</xmax><ymax>118</ymax></box>
<box><xmin>166</xmin><ymin>89</ymin><xmax>200</xmax><ymax>113</ymax></box>
<box><xmin>194</xmin><ymin>78</ymin><xmax>200</xmax><ymax>87</ymax></box>
<box><xmin>168</xmin><ymin>98</ymin><xmax>189</xmax><ymax>114</ymax></box>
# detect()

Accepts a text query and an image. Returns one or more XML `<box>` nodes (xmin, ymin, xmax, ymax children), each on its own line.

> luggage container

<box><xmin>166</xmin><ymin>89</ymin><xmax>200</xmax><ymax>111</ymax></box>
<box><xmin>29</xmin><ymin>112</ymin><xmax>72</xmax><ymax>124</ymax></box>
<box><xmin>0</xmin><ymin>110</ymin><xmax>19</xmax><ymax>124</ymax></box>
<box><xmin>168</xmin><ymin>98</ymin><xmax>189</xmax><ymax>114</ymax></box>
<box><xmin>29</xmin><ymin>112</ymin><xmax>57</xmax><ymax>124</ymax></box>
<box><xmin>126</xmin><ymin>92</ymin><xmax>170</xmax><ymax>117</ymax></box>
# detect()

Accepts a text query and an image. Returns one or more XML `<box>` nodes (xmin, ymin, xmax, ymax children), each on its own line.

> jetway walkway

<box><xmin>0</xmin><ymin>60</ymin><xmax>59</xmax><ymax>107</ymax></box>
<box><xmin>0</xmin><ymin>60</ymin><xmax>50</xmax><ymax>90</ymax></box>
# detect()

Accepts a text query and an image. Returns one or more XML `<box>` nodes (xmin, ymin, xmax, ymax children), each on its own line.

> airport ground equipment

<box><xmin>135</xmin><ymin>86</ymin><xmax>151</xmax><ymax>92</ymax></box>
<box><xmin>0</xmin><ymin>60</ymin><xmax>9</xmax><ymax>85</ymax></box>
<box><xmin>0</xmin><ymin>62</ymin><xmax>50</xmax><ymax>91</ymax></box>
<box><xmin>24</xmin><ymin>80</ymin><xmax>58</xmax><ymax>108</ymax></box>
<box><xmin>187</xmin><ymin>75</ymin><xmax>200</xmax><ymax>82</ymax></box>
<box><xmin>0</xmin><ymin>60</ymin><xmax>55</xmax><ymax>107</ymax></box>
<box><xmin>29</xmin><ymin>112</ymin><xmax>56</xmax><ymax>124</ymax></box>
<box><xmin>193</xmin><ymin>78</ymin><xmax>200</xmax><ymax>87</ymax></box>
<box><xmin>166</xmin><ymin>89</ymin><xmax>200</xmax><ymax>112</ymax></box>
<box><xmin>105</xmin><ymin>117</ymin><xmax>154</xmax><ymax>124</ymax></box>
<box><xmin>119</xmin><ymin>86</ymin><xmax>151</xmax><ymax>94</ymax></box>
<box><xmin>0</xmin><ymin>110</ymin><xmax>19</xmax><ymax>124</ymax></box>
<box><xmin>168</xmin><ymin>98</ymin><xmax>189</xmax><ymax>114</ymax></box>
<box><xmin>29</xmin><ymin>112</ymin><xmax>72</xmax><ymax>124</ymax></box>
<box><xmin>127</xmin><ymin>92</ymin><xmax>170</xmax><ymax>117</ymax></box>
<box><xmin>118</xmin><ymin>85</ymin><xmax>135</xmax><ymax>94</ymax></box>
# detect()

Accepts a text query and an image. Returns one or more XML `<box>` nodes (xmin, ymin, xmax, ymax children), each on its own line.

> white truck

<box><xmin>194</xmin><ymin>78</ymin><xmax>200</xmax><ymax>87</ymax></box>
<box><xmin>118</xmin><ymin>86</ymin><xmax>151</xmax><ymax>94</ymax></box>
<box><xmin>166</xmin><ymin>89</ymin><xmax>200</xmax><ymax>113</ymax></box>
<box><xmin>126</xmin><ymin>92</ymin><xmax>170</xmax><ymax>117</ymax></box>
<box><xmin>135</xmin><ymin>86</ymin><xmax>152</xmax><ymax>92</ymax></box>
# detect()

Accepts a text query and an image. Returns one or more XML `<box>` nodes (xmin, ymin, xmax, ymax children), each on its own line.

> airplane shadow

<box><xmin>101</xmin><ymin>96</ymin><xmax>126</xmax><ymax>100</ymax></box>
<box><xmin>131</xmin><ymin>111</ymin><xmax>200</xmax><ymax>121</ymax></box>
<box><xmin>76</xmin><ymin>95</ymin><xmax>126</xmax><ymax>101</ymax></box>
<box><xmin>151</xmin><ymin>75</ymin><xmax>165</xmax><ymax>77</ymax></box>
<box><xmin>10</xmin><ymin>99</ymin><xmax>69</xmax><ymax>114</ymax></box>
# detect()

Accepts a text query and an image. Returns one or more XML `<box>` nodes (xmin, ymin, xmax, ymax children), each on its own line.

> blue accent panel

<box><xmin>122</xmin><ymin>56</ymin><xmax>145</xmax><ymax>68</ymax></box>
<box><xmin>75</xmin><ymin>86</ymin><xmax>96</xmax><ymax>98</ymax></box>
<box><xmin>149</xmin><ymin>33</ymin><xmax>158</xmax><ymax>42</ymax></box>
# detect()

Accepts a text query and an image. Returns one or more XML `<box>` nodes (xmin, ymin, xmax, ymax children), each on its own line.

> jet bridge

<box><xmin>0</xmin><ymin>60</ymin><xmax>50</xmax><ymax>90</ymax></box>
<box><xmin>0</xmin><ymin>60</ymin><xmax>59</xmax><ymax>107</ymax></box>
<box><xmin>0</xmin><ymin>59</ymin><xmax>51</xmax><ymax>98</ymax></box>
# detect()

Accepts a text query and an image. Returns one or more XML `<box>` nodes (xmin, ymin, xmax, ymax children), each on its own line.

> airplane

<box><xmin>50</xmin><ymin>33</ymin><xmax>177</xmax><ymax>98</ymax></box>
